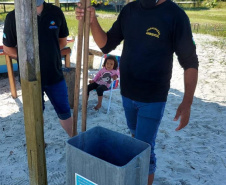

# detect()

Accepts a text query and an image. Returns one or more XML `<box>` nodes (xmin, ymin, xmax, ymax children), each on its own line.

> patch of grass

<box><xmin>97</xmin><ymin>17</ymin><xmax>115</xmax><ymax>32</ymax></box>
<box><xmin>183</xmin><ymin>3</ymin><xmax>226</xmax><ymax>37</ymax></box>
<box><xmin>0</xmin><ymin>5</ymin><xmax>14</xmax><ymax>20</ymax></box>
<box><xmin>0</xmin><ymin>12</ymin><xmax>7</xmax><ymax>22</ymax></box>
<box><xmin>191</xmin><ymin>22</ymin><xmax>226</xmax><ymax>37</ymax></box>
<box><xmin>186</xmin><ymin>8</ymin><xmax>226</xmax><ymax>24</ymax></box>
<box><xmin>64</xmin><ymin>11</ymin><xmax>116</xmax><ymax>37</ymax></box>
<box><xmin>64</xmin><ymin>12</ymin><xmax>78</xmax><ymax>37</ymax></box>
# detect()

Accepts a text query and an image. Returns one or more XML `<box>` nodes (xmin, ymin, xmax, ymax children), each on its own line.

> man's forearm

<box><xmin>183</xmin><ymin>68</ymin><xmax>198</xmax><ymax>105</ymax></box>
<box><xmin>90</xmin><ymin>17</ymin><xmax>107</xmax><ymax>49</ymax></box>
<box><xmin>59</xmin><ymin>37</ymin><xmax>67</xmax><ymax>50</ymax></box>
<box><xmin>3</xmin><ymin>45</ymin><xmax>17</xmax><ymax>59</ymax></box>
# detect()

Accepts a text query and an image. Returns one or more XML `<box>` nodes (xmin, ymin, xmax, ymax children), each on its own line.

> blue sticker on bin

<box><xmin>75</xmin><ymin>173</ymin><xmax>98</xmax><ymax>185</ymax></box>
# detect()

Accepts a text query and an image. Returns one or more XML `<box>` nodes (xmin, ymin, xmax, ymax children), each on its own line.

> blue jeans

<box><xmin>122</xmin><ymin>96</ymin><xmax>166</xmax><ymax>174</ymax></box>
<box><xmin>42</xmin><ymin>80</ymin><xmax>71</xmax><ymax>120</ymax></box>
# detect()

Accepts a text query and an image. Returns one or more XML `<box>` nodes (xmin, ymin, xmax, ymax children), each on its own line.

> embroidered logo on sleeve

<box><xmin>192</xmin><ymin>37</ymin><xmax>196</xmax><ymax>45</ymax></box>
<box><xmin>146</xmin><ymin>27</ymin><xmax>160</xmax><ymax>38</ymax></box>
<box><xmin>49</xmin><ymin>21</ymin><xmax>58</xmax><ymax>29</ymax></box>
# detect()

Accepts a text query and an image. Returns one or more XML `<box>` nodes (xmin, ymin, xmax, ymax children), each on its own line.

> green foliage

<box><xmin>91</xmin><ymin>0</ymin><xmax>104</xmax><ymax>7</ymax></box>
<box><xmin>104</xmin><ymin>1</ymin><xmax>110</xmax><ymax>6</ymax></box>
<box><xmin>205</xmin><ymin>0</ymin><xmax>218</xmax><ymax>8</ymax></box>
<box><xmin>91</xmin><ymin>0</ymin><xmax>112</xmax><ymax>7</ymax></box>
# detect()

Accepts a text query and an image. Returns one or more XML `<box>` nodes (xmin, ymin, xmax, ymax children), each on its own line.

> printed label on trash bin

<box><xmin>75</xmin><ymin>173</ymin><xmax>98</xmax><ymax>185</ymax></box>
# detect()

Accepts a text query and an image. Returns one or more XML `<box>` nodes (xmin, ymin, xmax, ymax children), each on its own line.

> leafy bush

<box><xmin>91</xmin><ymin>0</ymin><xmax>104</xmax><ymax>7</ymax></box>
<box><xmin>205</xmin><ymin>0</ymin><xmax>218</xmax><ymax>7</ymax></box>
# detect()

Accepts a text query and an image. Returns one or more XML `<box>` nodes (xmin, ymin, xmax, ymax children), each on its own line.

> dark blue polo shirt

<box><xmin>3</xmin><ymin>2</ymin><xmax>69</xmax><ymax>85</ymax></box>
<box><xmin>101</xmin><ymin>0</ymin><xmax>199</xmax><ymax>103</ymax></box>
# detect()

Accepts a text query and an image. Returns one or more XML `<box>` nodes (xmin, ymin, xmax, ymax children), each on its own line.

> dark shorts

<box><xmin>87</xmin><ymin>82</ymin><xmax>108</xmax><ymax>96</ymax></box>
<box><xmin>42</xmin><ymin>80</ymin><xmax>71</xmax><ymax>120</ymax></box>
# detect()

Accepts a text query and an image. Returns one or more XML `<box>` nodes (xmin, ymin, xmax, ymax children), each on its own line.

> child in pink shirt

<box><xmin>88</xmin><ymin>55</ymin><xmax>119</xmax><ymax>110</ymax></box>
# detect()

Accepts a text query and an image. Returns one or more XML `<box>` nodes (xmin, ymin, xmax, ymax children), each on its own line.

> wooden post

<box><xmin>14</xmin><ymin>0</ymin><xmax>47</xmax><ymax>184</ymax></box>
<box><xmin>5</xmin><ymin>55</ymin><xmax>17</xmax><ymax>98</ymax></box>
<box><xmin>60</xmin><ymin>47</ymin><xmax>71</xmax><ymax>67</ymax></box>
<box><xmin>88</xmin><ymin>54</ymin><xmax>94</xmax><ymax>69</ymax></box>
<box><xmin>81</xmin><ymin>0</ymin><xmax>91</xmax><ymax>132</ymax></box>
<box><xmin>55</xmin><ymin>0</ymin><xmax>60</xmax><ymax>7</ymax></box>
<box><xmin>72</xmin><ymin>0</ymin><xmax>85</xmax><ymax>136</ymax></box>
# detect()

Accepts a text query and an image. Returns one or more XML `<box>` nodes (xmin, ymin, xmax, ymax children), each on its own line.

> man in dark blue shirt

<box><xmin>3</xmin><ymin>0</ymin><xmax>73</xmax><ymax>137</ymax></box>
<box><xmin>76</xmin><ymin>0</ymin><xmax>198</xmax><ymax>184</ymax></box>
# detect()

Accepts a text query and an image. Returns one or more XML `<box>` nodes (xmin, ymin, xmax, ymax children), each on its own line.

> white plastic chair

<box><xmin>99</xmin><ymin>54</ymin><xmax>120</xmax><ymax>114</ymax></box>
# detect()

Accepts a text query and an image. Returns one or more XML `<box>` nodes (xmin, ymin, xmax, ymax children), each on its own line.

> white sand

<box><xmin>0</xmin><ymin>32</ymin><xmax>226</xmax><ymax>185</ymax></box>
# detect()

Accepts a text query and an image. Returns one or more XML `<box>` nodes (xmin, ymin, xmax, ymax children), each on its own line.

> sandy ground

<box><xmin>0</xmin><ymin>32</ymin><xmax>226</xmax><ymax>185</ymax></box>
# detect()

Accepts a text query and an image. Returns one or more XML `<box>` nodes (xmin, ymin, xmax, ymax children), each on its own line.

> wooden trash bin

<box><xmin>66</xmin><ymin>126</ymin><xmax>151</xmax><ymax>185</ymax></box>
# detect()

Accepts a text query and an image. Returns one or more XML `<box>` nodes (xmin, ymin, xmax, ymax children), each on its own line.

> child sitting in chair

<box><xmin>88</xmin><ymin>55</ymin><xmax>119</xmax><ymax>110</ymax></box>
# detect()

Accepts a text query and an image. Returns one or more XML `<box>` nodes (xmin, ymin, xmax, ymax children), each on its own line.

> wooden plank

<box><xmin>65</xmin><ymin>53</ymin><xmax>71</xmax><ymax>67</ymax></box>
<box><xmin>81</xmin><ymin>0</ymin><xmax>91</xmax><ymax>132</ymax></box>
<box><xmin>5</xmin><ymin>55</ymin><xmax>17</xmax><ymax>98</ymax></box>
<box><xmin>21</xmin><ymin>79</ymin><xmax>47</xmax><ymax>185</ymax></box>
<box><xmin>14</xmin><ymin>0</ymin><xmax>47</xmax><ymax>184</ymax></box>
<box><xmin>61</xmin><ymin>47</ymin><xmax>71</xmax><ymax>67</ymax></box>
<box><xmin>176</xmin><ymin>1</ymin><xmax>196</xmax><ymax>3</ymax></box>
<box><xmin>175</xmin><ymin>1</ymin><xmax>197</xmax><ymax>6</ymax></box>
<box><xmin>89</xmin><ymin>48</ymin><xmax>103</xmax><ymax>57</ymax></box>
<box><xmin>72</xmin><ymin>0</ymin><xmax>85</xmax><ymax>136</ymax></box>
<box><xmin>0</xmin><ymin>1</ymin><xmax>14</xmax><ymax>4</ymax></box>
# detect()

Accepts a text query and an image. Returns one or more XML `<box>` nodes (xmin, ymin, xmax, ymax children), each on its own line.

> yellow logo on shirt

<box><xmin>146</xmin><ymin>27</ymin><xmax>160</xmax><ymax>38</ymax></box>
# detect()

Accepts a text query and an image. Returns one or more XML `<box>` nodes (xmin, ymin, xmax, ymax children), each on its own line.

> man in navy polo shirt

<box><xmin>3</xmin><ymin>0</ymin><xmax>73</xmax><ymax>137</ymax></box>
<box><xmin>76</xmin><ymin>0</ymin><xmax>198</xmax><ymax>184</ymax></box>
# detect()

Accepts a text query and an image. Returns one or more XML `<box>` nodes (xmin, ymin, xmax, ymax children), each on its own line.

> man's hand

<box><xmin>76</xmin><ymin>2</ymin><xmax>107</xmax><ymax>49</ymax></box>
<box><xmin>174</xmin><ymin>101</ymin><xmax>191</xmax><ymax>131</ymax></box>
<box><xmin>59</xmin><ymin>37</ymin><xmax>67</xmax><ymax>50</ymax></box>
<box><xmin>75</xmin><ymin>3</ymin><xmax>96</xmax><ymax>24</ymax></box>
<box><xmin>89</xmin><ymin>80</ymin><xmax>94</xmax><ymax>84</ymax></box>
<box><xmin>112</xmin><ymin>74</ymin><xmax>118</xmax><ymax>81</ymax></box>
<box><xmin>3</xmin><ymin>45</ymin><xmax>17</xmax><ymax>59</ymax></box>
<box><xmin>174</xmin><ymin>68</ymin><xmax>198</xmax><ymax>131</ymax></box>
